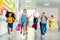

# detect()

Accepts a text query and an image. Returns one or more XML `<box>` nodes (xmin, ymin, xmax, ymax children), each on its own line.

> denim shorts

<box><xmin>8</xmin><ymin>23</ymin><xmax>13</xmax><ymax>28</ymax></box>
<box><xmin>21</xmin><ymin>21</ymin><xmax>26</xmax><ymax>27</ymax></box>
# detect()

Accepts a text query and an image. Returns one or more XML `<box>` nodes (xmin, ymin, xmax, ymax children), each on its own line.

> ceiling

<box><xmin>20</xmin><ymin>0</ymin><xmax>60</xmax><ymax>8</ymax></box>
<box><xmin>35</xmin><ymin>0</ymin><xmax>60</xmax><ymax>7</ymax></box>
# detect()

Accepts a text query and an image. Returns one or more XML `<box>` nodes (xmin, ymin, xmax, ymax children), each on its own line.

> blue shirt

<box><xmin>21</xmin><ymin>13</ymin><xmax>27</xmax><ymax>22</ymax></box>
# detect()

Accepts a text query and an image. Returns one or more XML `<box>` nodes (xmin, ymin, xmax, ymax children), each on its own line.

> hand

<box><xmin>29</xmin><ymin>14</ymin><xmax>32</xmax><ymax>18</ymax></box>
<box><xmin>30</xmin><ymin>14</ymin><xmax>32</xmax><ymax>17</ymax></box>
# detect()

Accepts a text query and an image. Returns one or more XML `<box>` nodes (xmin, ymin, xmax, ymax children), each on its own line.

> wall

<box><xmin>58</xmin><ymin>8</ymin><xmax>60</xmax><ymax>29</ymax></box>
<box><xmin>0</xmin><ymin>0</ymin><xmax>16</xmax><ymax>36</ymax></box>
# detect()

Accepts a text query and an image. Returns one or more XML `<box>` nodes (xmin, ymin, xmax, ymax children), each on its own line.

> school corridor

<box><xmin>0</xmin><ymin>0</ymin><xmax>60</xmax><ymax>40</ymax></box>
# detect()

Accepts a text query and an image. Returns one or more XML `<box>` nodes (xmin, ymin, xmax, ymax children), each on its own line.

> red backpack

<box><xmin>32</xmin><ymin>24</ymin><xmax>37</xmax><ymax>29</ymax></box>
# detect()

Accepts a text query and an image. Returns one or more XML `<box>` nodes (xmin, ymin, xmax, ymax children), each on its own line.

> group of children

<box><xmin>5</xmin><ymin>8</ymin><xmax>55</xmax><ymax>37</ymax></box>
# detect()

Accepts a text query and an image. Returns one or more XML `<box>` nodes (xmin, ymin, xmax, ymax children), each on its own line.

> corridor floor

<box><xmin>0</xmin><ymin>27</ymin><xmax>60</xmax><ymax>40</ymax></box>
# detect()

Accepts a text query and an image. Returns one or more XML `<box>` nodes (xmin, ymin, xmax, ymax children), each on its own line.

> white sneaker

<box><xmin>42</xmin><ymin>35</ymin><xmax>45</xmax><ymax>38</ymax></box>
<box><xmin>8</xmin><ymin>35</ymin><xmax>11</xmax><ymax>37</ymax></box>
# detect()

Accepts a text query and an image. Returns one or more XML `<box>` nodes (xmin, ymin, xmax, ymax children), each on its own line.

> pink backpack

<box><xmin>16</xmin><ymin>23</ymin><xmax>22</xmax><ymax>32</ymax></box>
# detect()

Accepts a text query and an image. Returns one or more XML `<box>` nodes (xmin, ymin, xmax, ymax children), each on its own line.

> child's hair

<box><xmin>23</xmin><ymin>9</ymin><xmax>27</xmax><ymax>13</ymax></box>
<box><xmin>23</xmin><ymin>9</ymin><xmax>27</xmax><ymax>11</ymax></box>
<box><xmin>42</xmin><ymin>12</ymin><xmax>45</xmax><ymax>14</ymax></box>
<box><xmin>51</xmin><ymin>15</ymin><xmax>53</xmax><ymax>17</ymax></box>
<box><xmin>5</xmin><ymin>12</ymin><xmax>15</xmax><ymax>19</ymax></box>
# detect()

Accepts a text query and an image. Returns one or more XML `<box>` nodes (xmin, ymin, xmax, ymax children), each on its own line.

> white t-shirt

<box><xmin>33</xmin><ymin>12</ymin><xmax>40</xmax><ymax>18</ymax></box>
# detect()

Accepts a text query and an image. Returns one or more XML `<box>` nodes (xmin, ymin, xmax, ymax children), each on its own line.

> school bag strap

<box><xmin>41</xmin><ymin>16</ymin><xmax>48</xmax><ymax>22</ymax></box>
<box><xmin>45</xmin><ymin>16</ymin><xmax>48</xmax><ymax>20</ymax></box>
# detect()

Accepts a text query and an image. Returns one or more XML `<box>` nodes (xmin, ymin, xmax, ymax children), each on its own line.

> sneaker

<box><xmin>8</xmin><ymin>35</ymin><xmax>11</xmax><ymax>37</ymax></box>
<box><xmin>23</xmin><ymin>33</ymin><xmax>26</xmax><ymax>35</ymax></box>
<box><xmin>25</xmin><ymin>32</ymin><xmax>28</xmax><ymax>34</ymax></box>
<box><xmin>20</xmin><ymin>32</ymin><xmax>22</xmax><ymax>34</ymax></box>
<box><xmin>42</xmin><ymin>35</ymin><xmax>45</xmax><ymax>38</ymax></box>
<box><xmin>23</xmin><ymin>32</ymin><xmax>27</xmax><ymax>35</ymax></box>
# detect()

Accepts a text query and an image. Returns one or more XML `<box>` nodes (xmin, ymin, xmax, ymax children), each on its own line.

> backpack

<box><xmin>16</xmin><ymin>23</ymin><xmax>22</xmax><ymax>31</ymax></box>
<box><xmin>41</xmin><ymin>16</ymin><xmax>47</xmax><ymax>22</ymax></box>
<box><xmin>32</xmin><ymin>23</ymin><xmax>37</xmax><ymax>29</ymax></box>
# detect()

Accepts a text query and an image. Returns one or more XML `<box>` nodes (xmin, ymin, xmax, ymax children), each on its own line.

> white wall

<box><xmin>0</xmin><ymin>10</ymin><xmax>7</xmax><ymax>35</ymax></box>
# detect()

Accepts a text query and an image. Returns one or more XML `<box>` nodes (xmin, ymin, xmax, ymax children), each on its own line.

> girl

<box><xmin>21</xmin><ymin>9</ymin><xmax>32</xmax><ymax>35</ymax></box>
<box><xmin>5</xmin><ymin>12</ymin><xmax>15</xmax><ymax>37</ymax></box>
<box><xmin>21</xmin><ymin>9</ymin><xmax>27</xmax><ymax>35</ymax></box>
<box><xmin>33</xmin><ymin>8</ymin><xmax>40</xmax><ymax>32</ymax></box>
<box><xmin>49</xmin><ymin>15</ymin><xmax>55</xmax><ymax>30</ymax></box>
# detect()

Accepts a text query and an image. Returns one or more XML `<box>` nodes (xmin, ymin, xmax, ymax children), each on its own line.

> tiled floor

<box><xmin>0</xmin><ymin>27</ymin><xmax>60</xmax><ymax>40</ymax></box>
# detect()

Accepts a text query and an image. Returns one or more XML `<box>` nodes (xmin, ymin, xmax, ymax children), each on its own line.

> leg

<box><xmin>26</xmin><ymin>25</ymin><xmax>28</xmax><ymax>33</ymax></box>
<box><xmin>40</xmin><ymin>22</ymin><xmax>42</xmax><ymax>35</ymax></box>
<box><xmin>41</xmin><ymin>24</ymin><xmax>45</xmax><ymax>35</ymax></box>
<box><xmin>11</xmin><ymin>28</ymin><xmax>13</xmax><ymax>32</ymax></box>
<box><xmin>20</xmin><ymin>27</ymin><xmax>22</xmax><ymax>34</ymax></box>
<box><xmin>35</xmin><ymin>18</ymin><xmax>38</xmax><ymax>31</ymax></box>
<box><xmin>26</xmin><ymin>18</ymin><xmax>29</xmax><ymax>33</ymax></box>
<box><xmin>8</xmin><ymin>27</ymin><xmax>12</xmax><ymax>35</ymax></box>
<box><xmin>23</xmin><ymin>21</ymin><xmax>26</xmax><ymax>35</ymax></box>
<box><xmin>24</xmin><ymin>26</ymin><xmax>26</xmax><ymax>33</ymax></box>
<box><xmin>8</xmin><ymin>27</ymin><xmax>10</xmax><ymax>35</ymax></box>
<box><xmin>22</xmin><ymin>26</ymin><xmax>24</xmax><ymax>33</ymax></box>
<box><xmin>44</xmin><ymin>24</ymin><xmax>47</xmax><ymax>33</ymax></box>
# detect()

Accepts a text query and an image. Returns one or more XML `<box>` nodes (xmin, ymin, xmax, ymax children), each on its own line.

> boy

<box><xmin>40</xmin><ymin>12</ymin><xmax>48</xmax><ymax>37</ymax></box>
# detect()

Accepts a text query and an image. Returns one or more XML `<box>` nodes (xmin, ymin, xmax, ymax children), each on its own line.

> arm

<box><xmin>28</xmin><ymin>14</ymin><xmax>32</xmax><ymax>18</ymax></box>
<box><xmin>38</xmin><ymin>14</ymin><xmax>40</xmax><ymax>18</ymax></box>
<box><xmin>37</xmin><ymin>12</ymin><xmax>40</xmax><ymax>18</ymax></box>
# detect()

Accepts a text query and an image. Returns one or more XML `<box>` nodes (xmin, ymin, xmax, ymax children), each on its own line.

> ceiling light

<box><xmin>26</xmin><ymin>1</ymin><xmax>31</xmax><ymax>2</ymax></box>
<box><xmin>44</xmin><ymin>3</ymin><xmax>50</xmax><ymax>6</ymax></box>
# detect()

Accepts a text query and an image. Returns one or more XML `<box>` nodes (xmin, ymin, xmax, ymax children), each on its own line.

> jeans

<box><xmin>40</xmin><ymin>23</ymin><xmax>47</xmax><ymax>35</ymax></box>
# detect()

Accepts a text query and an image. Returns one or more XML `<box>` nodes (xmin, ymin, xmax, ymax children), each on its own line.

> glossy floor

<box><xmin>0</xmin><ymin>27</ymin><xmax>60</xmax><ymax>40</ymax></box>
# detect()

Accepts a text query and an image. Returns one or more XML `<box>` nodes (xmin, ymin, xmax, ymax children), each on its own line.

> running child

<box><xmin>49</xmin><ymin>15</ymin><xmax>55</xmax><ymax>30</ymax></box>
<box><xmin>5</xmin><ymin>12</ymin><xmax>15</xmax><ymax>37</ymax></box>
<box><xmin>21</xmin><ymin>9</ymin><xmax>32</xmax><ymax>35</ymax></box>
<box><xmin>40</xmin><ymin>12</ymin><xmax>48</xmax><ymax>37</ymax></box>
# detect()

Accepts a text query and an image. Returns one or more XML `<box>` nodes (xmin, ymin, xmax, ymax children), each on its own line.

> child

<box><xmin>21</xmin><ymin>9</ymin><xmax>32</xmax><ymax>35</ymax></box>
<box><xmin>5</xmin><ymin>12</ymin><xmax>15</xmax><ymax>37</ymax></box>
<box><xmin>33</xmin><ymin>8</ymin><xmax>40</xmax><ymax>32</ymax></box>
<box><xmin>40</xmin><ymin>12</ymin><xmax>47</xmax><ymax>37</ymax></box>
<box><xmin>49</xmin><ymin>15</ymin><xmax>55</xmax><ymax>30</ymax></box>
<box><xmin>21</xmin><ymin>9</ymin><xmax>27</xmax><ymax>35</ymax></box>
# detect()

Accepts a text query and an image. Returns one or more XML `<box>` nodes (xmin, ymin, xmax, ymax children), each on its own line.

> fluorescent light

<box><xmin>26</xmin><ymin>1</ymin><xmax>31</xmax><ymax>2</ymax></box>
<box><xmin>44</xmin><ymin>3</ymin><xmax>50</xmax><ymax>6</ymax></box>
